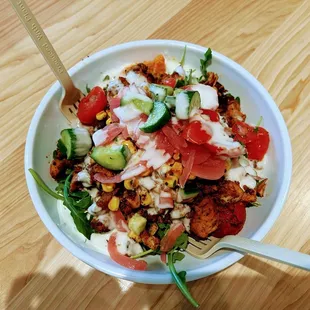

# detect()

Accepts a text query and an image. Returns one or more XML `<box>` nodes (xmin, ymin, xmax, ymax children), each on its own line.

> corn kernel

<box><xmin>128</xmin><ymin>230</ymin><xmax>142</xmax><ymax>243</ymax></box>
<box><xmin>166</xmin><ymin>158</ymin><xmax>175</xmax><ymax>166</ymax></box>
<box><xmin>225</xmin><ymin>159</ymin><xmax>232</xmax><ymax>171</ymax></box>
<box><xmin>108</xmin><ymin>196</ymin><xmax>120</xmax><ymax>211</ymax></box>
<box><xmin>188</xmin><ymin>173</ymin><xmax>196</xmax><ymax>180</ymax></box>
<box><xmin>164</xmin><ymin>175</ymin><xmax>178</xmax><ymax>188</ymax></box>
<box><xmin>101</xmin><ymin>183</ymin><xmax>116</xmax><ymax>192</ymax></box>
<box><xmin>122</xmin><ymin>140</ymin><xmax>137</xmax><ymax>154</ymax></box>
<box><xmin>96</xmin><ymin>110</ymin><xmax>107</xmax><ymax>121</ymax></box>
<box><xmin>171</xmin><ymin>162</ymin><xmax>183</xmax><ymax>176</ymax></box>
<box><xmin>139</xmin><ymin>188</ymin><xmax>152</xmax><ymax>206</ymax></box>
<box><xmin>173</xmin><ymin>152</ymin><xmax>180</xmax><ymax>160</ymax></box>
<box><xmin>107</xmin><ymin>110</ymin><xmax>111</xmax><ymax>117</ymax></box>
<box><xmin>124</xmin><ymin>178</ymin><xmax>139</xmax><ymax>190</ymax></box>
<box><xmin>140</xmin><ymin>168</ymin><xmax>152</xmax><ymax>177</ymax></box>
<box><xmin>106</xmin><ymin>118</ymin><xmax>112</xmax><ymax>125</ymax></box>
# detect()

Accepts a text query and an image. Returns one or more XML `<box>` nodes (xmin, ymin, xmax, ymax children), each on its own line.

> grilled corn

<box><xmin>124</xmin><ymin>178</ymin><xmax>139</xmax><ymax>190</ymax></box>
<box><xmin>140</xmin><ymin>168</ymin><xmax>152</xmax><ymax>177</ymax></box>
<box><xmin>101</xmin><ymin>183</ymin><xmax>116</xmax><ymax>192</ymax></box>
<box><xmin>122</xmin><ymin>140</ymin><xmax>137</xmax><ymax>154</ymax></box>
<box><xmin>171</xmin><ymin>162</ymin><xmax>183</xmax><ymax>176</ymax></box>
<box><xmin>128</xmin><ymin>230</ymin><xmax>142</xmax><ymax>242</ymax></box>
<box><xmin>108</xmin><ymin>196</ymin><xmax>120</xmax><ymax>211</ymax></box>
<box><xmin>173</xmin><ymin>152</ymin><xmax>180</xmax><ymax>160</ymax></box>
<box><xmin>139</xmin><ymin>188</ymin><xmax>152</xmax><ymax>206</ymax></box>
<box><xmin>166</xmin><ymin>158</ymin><xmax>175</xmax><ymax>166</ymax></box>
<box><xmin>96</xmin><ymin>110</ymin><xmax>107</xmax><ymax>121</ymax></box>
<box><xmin>188</xmin><ymin>173</ymin><xmax>196</xmax><ymax>180</ymax></box>
<box><xmin>106</xmin><ymin>118</ymin><xmax>112</xmax><ymax>125</ymax></box>
<box><xmin>164</xmin><ymin>175</ymin><xmax>178</xmax><ymax>188</ymax></box>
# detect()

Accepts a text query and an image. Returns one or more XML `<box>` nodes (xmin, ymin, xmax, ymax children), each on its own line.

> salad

<box><xmin>30</xmin><ymin>48</ymin><xmax>270</xmax><ymax>307</ymax></box>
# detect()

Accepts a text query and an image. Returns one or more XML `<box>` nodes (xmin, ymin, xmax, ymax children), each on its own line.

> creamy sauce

<box><xmin>141</xmin><ymin>140</ymin><xmax>171</xmax><ymax>169</ymax></box>
<box><xmin>126</xmin><ymin>71</ymin><xmax>149</xmax><ymax>89</ymax></box>
<box><xmin>77</xmin><ymin>170</ymin><xmax>91</xmax><ymax>187</ymax></box>
<box><xmin>116</xmin><ymin>232</ymin><xmax>143</xmax><ymax>256</ymax></box>
<box><xmin>113</xmin><ymin>104</ymin><xmax>142</xmax><ymax>122</ymax></box>
<box><xmin>190</xmin><ymin>84</ymin><xmax>219</xmax><ymax>110</ymax></box>
<box><xmin>87</xmin><ymin>202</ymin><xmax>102</xmax><ymax>215</ymax></box>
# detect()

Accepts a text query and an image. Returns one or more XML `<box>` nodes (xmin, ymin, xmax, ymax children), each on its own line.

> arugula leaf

<box><xmin>55</xmin><ymin>180</ymin><xmax>65</xmax><ymax>194</ymax></box>
<box><xmin>157</xmin><ymin>223</ymin><xmax>170</xmax><ymax>239</ymax></box>
<box><xmin>86</xmin><ymin>84</ymin><xmax>91</xmax><ymax>94</ymax></box>
<box><xmin>103</xmin><ymin>75</ymin><xmax>110</xmax><ymax>82</ymax></box>
<box><xmin>29</xmin><ymin>169</ymin><xmax>64</xmax><ymax>201</ymax></box>
<box><xmin>168</xmin><ymin>252</ymin><xmax>199</xmax><ymax>308</ymax></box>
<box><xmin>63</xmin><ymin>173</ymin><xmax>93</xmax><ymax>239</ymax></box>
<box><xmin>174</xmin><ymin>233</ymin><xmax>188</xmax><ymax>250</ymax></box>
<box><xmin>180</xmin><ymin>45</ymin><xmax>187</xmax><ymax>66</ymax></box>
<box><xmin>172</xmin><ymin>252</ymin><xmax>185</xmax><ymax>263</ymax></box>
<box><xmin>200</xmin><ymin>48</ymin><xmax>212</xmax><ymax>80</ymax></box>
<box><xmin>131</xmin><ymin>249</ymin><xmax>154</xmax><ymax>259</ymax></box>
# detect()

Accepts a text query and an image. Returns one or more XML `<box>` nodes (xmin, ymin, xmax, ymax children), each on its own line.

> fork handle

<box><xmin>9</xmin><ymin>0</ymin><xmax>75</xmax><ymax>93</ymax></box>
<box><xmin>219</xmin><ymin>235</ymin><xmax>310</xmax><ymax>271</ymax></box>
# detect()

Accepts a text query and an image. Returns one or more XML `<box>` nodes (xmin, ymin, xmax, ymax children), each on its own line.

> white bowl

<box><xmin>25</xmin><ymin>40</ymin><xmax>292</xmax><ymax>284</ymax></box>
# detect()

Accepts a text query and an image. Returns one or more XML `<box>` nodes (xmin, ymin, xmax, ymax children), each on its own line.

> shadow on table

<box><xmin>5</xmin><ymin>256</ymin><xmax>310</xmax><ymax>310</ymax></box>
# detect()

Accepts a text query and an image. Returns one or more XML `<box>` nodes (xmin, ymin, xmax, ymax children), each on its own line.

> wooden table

<box><xmin>1</xmin><ymin>0</ymin><xmax>309</xmax><ymax>309</ymax></box>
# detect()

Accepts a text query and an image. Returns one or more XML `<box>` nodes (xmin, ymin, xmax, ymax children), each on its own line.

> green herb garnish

<box><xmin>248</xmin><ymin>201</ymin><xmax>261</xmax><ymax>208</ymax></box>
<box><xmin>254</xmin><ymin>116</ymin><xmax>263</xmax><ymax>132</ymax></box>
<box><xmin>199</xmin><ymin>48</ymin><xmax>212</xmax><ymax>80</ymax></box>
<box><xmin>86</xmin><ymin>84</ymin><xmax>91</xmax><ymax>94</ymax></box>
<box><xmin>103</xmin><ymin>75</ymin><xmax>110</xmax><ymax>82</ymax></box>
<box><xmin>236</xmin><ymin>96</ymin><xmax>240</xmax><ymax>103</ymax></box>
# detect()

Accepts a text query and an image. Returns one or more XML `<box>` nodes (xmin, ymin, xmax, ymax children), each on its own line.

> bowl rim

<box><xmin>24</xmin><ymin>39</ymin><xmax>292</xmax><ymax>284</ymax></box>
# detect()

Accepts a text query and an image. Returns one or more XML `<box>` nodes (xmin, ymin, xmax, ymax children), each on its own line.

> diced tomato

<box><xmin>108</xmin><ymin>233</ymin><xmax>147</xmax><ymax>270</ymax></box>
<box><xmin>161</xmin><ymin>77</ymin><xmax>177</xmax><ymax>88</ymax></box>
<box><xmin>179</xmin><ymin>150</ymin><xmax>195</xmax><ymax>188</ymax></box>
<box><xmin>109</xmin><ymin>97</ymin><xmax>121</xmax><ymax>122</ymax></box>
<box><xmin>160</xmin><ymin>252</ymin><xmax>167</xmax><ymax>264</ymax></box>
<box><xmin>191</xmin><ymin>157</ymin><xmax>226</xmax><ymax>180</ymax></box>
<box><xmin>77</xmin><ymin>87</ymin><xmax>107</xmax><ymax>125</ymax></box>
<box><xmin>160</xmin><ymin>222</ymin><xmax>185</xmax><ymax>252</ymax></box>
<box><xmin>182</xmin><ymin>121</ymin><xmax>212</xmax><ymax>145</ymax></box>
<box><xmin>201</xmin><ymin>109</ymin><xmax>219</xmax><ymax>122</ymax></box>
<box><xmin>232</xmin><ymin>121</ymin><xmax>270</xmax><ymax>160</ymax></box>
<box><xmin>110</xmin><ymin>210</ymin><xmax>129</xmax><ymax>232</ymax></box>
<box><xmin>162</xmin><ymin>125</ymin><xmax>188</xmax><ymax>150</ymax></box>
<box><xmin>212</xmin><ymin>203</ymin><xmax>246</xmax><ymax>238</ymax></box>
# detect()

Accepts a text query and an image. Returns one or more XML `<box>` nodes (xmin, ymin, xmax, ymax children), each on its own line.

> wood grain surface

<box><xmin>0</xmin><ymin>0</ymin><xmax>309</xmax><ymax>309</ymax></box>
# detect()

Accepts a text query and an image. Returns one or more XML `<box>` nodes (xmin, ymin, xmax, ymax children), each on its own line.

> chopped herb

<box><xmin>180</xmin><ymin>45</ymin><xmax>187</xmax><ymax>66</ymax></box>
<box><xmin>254</xmin><ymin>116</ymin><xmax>263</xmax><ymax>132</ymax></box>
<box><xmin>103</xmin><ymin>75</ymin><xmax>110</xmax><ymax>82</ymax></box>
<box><xmin>86</xmin><ymin>84</ymin><xmax>91</xmax><ymax>94</ymax></box>
<box><xmin>247</xmin><ymin>201</ymin><xmax>261</xmax><ymax>208</ymax></box>
<box><xmin>200</xmin><ymin>48</ymin><xmax>212</xmax><ymax>80</ymax></box>
<box><xmin>29</xmin><ymin>168</ymin><xmax>64</xmax><ymax>201</ymax></box>
<box><xmin>236</xmin><ymin>97</ymin><xmax>240</xmax><ymax>103</ymax></box>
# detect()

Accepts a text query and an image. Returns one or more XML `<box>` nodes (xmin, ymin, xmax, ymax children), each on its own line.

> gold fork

<box><xmin>10</xmin><ymin>0</ymin><xmax>82</xmax><ymax>124</ymax></box>
<box><xmin>187</xmin><ymin>235</ymin><xmax>310</xmax><ymax>270</ymax></box>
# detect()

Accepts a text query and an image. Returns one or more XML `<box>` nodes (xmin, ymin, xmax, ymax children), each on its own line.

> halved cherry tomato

<box><xmin>201</xmin><ymin>109</ymin><xmax>219</xmax><ymax>122</ymax></box>
<box><xmin>212</xmin><ymin>202</ymin><xmax>246</xmax><ymax>238</ymax></box>
<box><xmin>110</xmin><ymin>210</ymin><xmax>129</xmax><ymax>232</ymax></box>
<box><xmin>108</xmin><ymin>233</ymin><xmax>147</xmax><ymax>270</ymax></box>
<box><xmin>232</xmin><ymin>121</ymin><xmax>270</xmax><ymax>160</ymax></box>
<box><xmin>191</xmin><ymin>157</ymin><xmax>226</xmax><ymax>180</ymax></box>
<box><xmin>161</xmin><ymin>77</ymin><xmax>177</xmax><ymax>88</ymax></box>
<box><xmin>77</xmin><ymin>86</ymin><xmax>107</xmax><ymax>125</ymax></box>
<box><xmin>182</xmin><ymin>121</ymin><xmax>212</xmax><ymax>145</ymax></box>
<box><xmin>160</xmin><ymin>222</ymin><xmax>185</xmax><ymax>252</ymax></box>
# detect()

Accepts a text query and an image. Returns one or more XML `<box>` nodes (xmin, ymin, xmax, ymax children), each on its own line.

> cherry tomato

<box><xmin>212</xmin><ymin>203</ymin><xmax>246</xmax><ymax>238</ymax></box>
<box><xmin>161</xmin><ymin>77</ymin><xmax>177</xmax><ymax>88</ymax></box>
<box><xmin>108</xmin><ymin>233</ymin><xmax>147</xmax><ymax>270</ymax></box>
<box><xmin>201</xmin><ymin>109</ymin><xmax>220</xmax><ymax>122</ymax></box>
<box><xmin>232</xmin><ymin>121</ymin><xmax>270</xmax><ymax>160</ymax></box>
<box><xmin>160</xmin><ymin>222</ymin><xmax>185</xmax><ymax>252</ymax></box>
<box><xmin>182</xmin><ymin>121</ymin><xmax>212</xmax><ymax>144</ymax></box>
<box><xmin>77</xmin><ymin>86</ymin><xmax>107</xmax><ymax>125</ymax></box>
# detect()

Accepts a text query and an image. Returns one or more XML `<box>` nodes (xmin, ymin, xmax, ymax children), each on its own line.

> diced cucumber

<box><xmin>120</xmin><ymin>91</ymin><xmax>153</xmax><ymax>115</ymax></box>
<box><xmin>173</xmin><ymin>88</ymin><xmax>183</xmax><ymax>95</ymax></box>
<box><xmin>178</xmin><ymin>185</ymin><xmax>199</xmax><ymax>201</ymax></box>
<box><xmin>149</xmin><ymin>84</ymin><xmax>174</xmax><ymax>101</ymax></box>
<box><xmin>139</xmin><ymin>101</ymin><xmax>171</xmax><ymax>133</ymax></box>
<box><xmin>91</xmin><ymin>144</ymin><xmax>131</xmax><ymax>170</ymax></box>
<box><xmin>60</xmin><ymin>128</ymin><xmax>92</xmax><ymax>159</ymax></box>
<box><xmin>164</xmin><ymin>96</ymin><xmax>176</xmax><ymax>109</ymax></box>
<box><xmin>175</xmin><ymin>90</ymin><xmax>201</xmax><ymax>120</ymax></box>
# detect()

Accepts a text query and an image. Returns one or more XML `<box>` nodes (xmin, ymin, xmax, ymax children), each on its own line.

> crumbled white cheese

<box><xmin>77</xmin><ymin>170</ymin><xmax>91</xmax><ymax>187</ymax></box>
<box><xmin>139</xmin><ymin>177</ymin><xmax>156</xmax><ymax>190</ymax></box>
<box><xmin>87</xmin><ymin>202</ymin><xmax>102</xmax><ymax>215</ymax></box>
<box><xmin>170</xmin><ymin>204</ymin><xmax>191</xmax><ymax>219</ymax></box>
<box><xmin>116</xmin><ymin>232</ymin><xmax>143</xmax><ymax>256</ymax></box>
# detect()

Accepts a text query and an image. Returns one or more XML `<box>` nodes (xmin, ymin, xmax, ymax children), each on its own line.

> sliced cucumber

<box><xmin>164</xmin><ymin>96</ymin><xmax>176</xmax><ymax>109</ymax></box>
<box><xmin>178</xmin><ymin>185</ymin><xmax>199</xmax><ymax>201</ymax></box>
<box><xmin>173</xmin><ymin>88</ymin><xmax>183</xmax><ymax>96</ymax></box>
<box><xmin>120</xmin><ymin>91</ymin><xmax>153</xmax><ymax>115</ymax></box>
<box><xmin>91</xmin><ymin>144</ymin><xmax>131</xmax><ymax>170</ymax></box>
<box><xmin>139</xmin><ymin>101</ymin><xmax>171</xmax><ymax>133</ymax></box>
<box><xmin>60</xmin><ymin>128</ymin><xmax>92</xmax><ymax>159</ymax></box>
<box><xmin>175</xmin><ymin>90</ymin><xmax>201</xmax><ymax>120</ymax></box>
<box><xmin>149</xmin><ymin>84</ymin><xmax>174</xmax><ymax>101</ymax></box>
